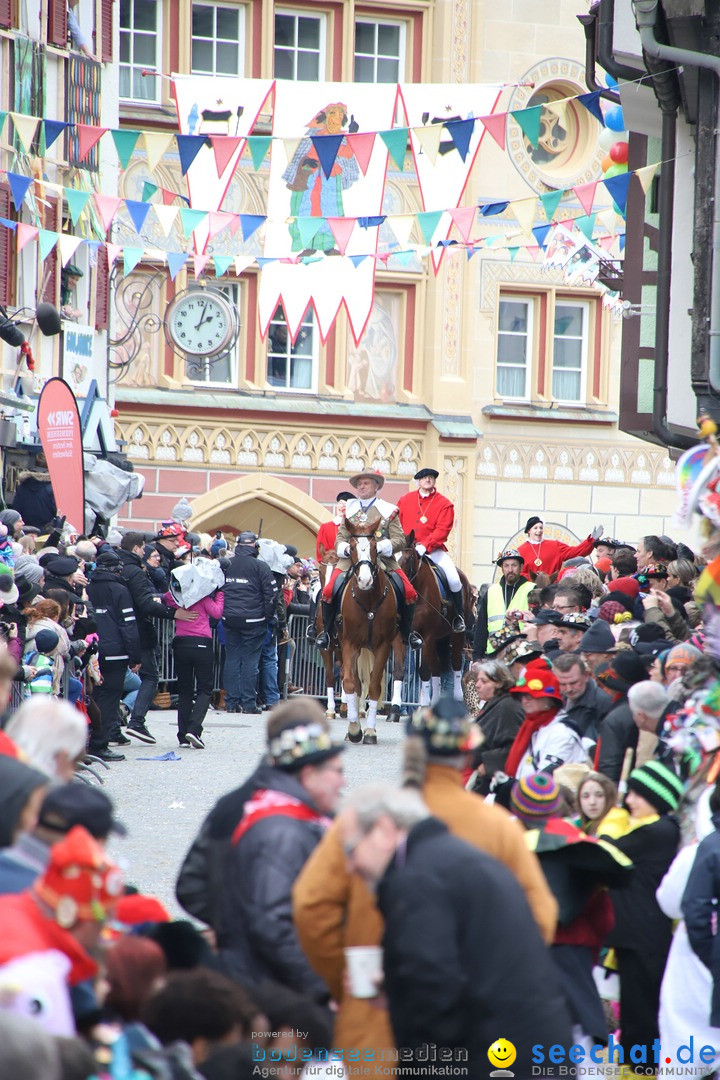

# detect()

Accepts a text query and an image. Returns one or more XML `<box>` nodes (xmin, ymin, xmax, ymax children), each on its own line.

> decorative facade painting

<box><xmin>67</xmin><ymin>56</ymin><xmax>101</xmax><ymax>170</ymax></box>
<box><xmin>348</xmin><ymin>292</ymin><xmax>401</xmax><ymax>403</ymax></box>
<box><xmin>13</xmin><ymin>36</ymin><xmax>44</xmax><ymax>157</ymax></box>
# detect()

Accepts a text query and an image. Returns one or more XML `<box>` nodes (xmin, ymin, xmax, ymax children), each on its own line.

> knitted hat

<box><xmin>113</xmin><ymin>894</ymin><xmax>170</xmax><ymax>927</ymax></box>
<box><xmin>210</xmin><ymin>539</ymin><xmax>227</xmax><ymax>557</ymax></box>
<box><xmin>510</xmin><ymin>660</ymin><xmax>563</xmax><ymax>703</ymax></box>
<box><xmin>14</xmin><ymin>556</ymin><xmax>44</xmax><ymax>585</ymax></box>
<box><xmin>627</xmin><ymin>761</ymin><xmax>684</xmax><ymax>814</ymax></box>
<box><xmin>524</xmin><ymin>516</ymin><xmax>542</xmax><ymax>533</ymax></box>
<box><xmin>579</xmin><ymin>620</ymin><xmax>616</xmax><ymax>653</ymax></box>
<box><xmin>34</xmin><ymin>629</ymin><xmax>59</xmax><ymax>654</ymax></box>
<box><xmin>156</xmin><ymin>522</ymin><xmax>185</xmax><ymax>540</ymax></box>
<box><xmin>595</xmin><ymin>651</ymin><xmax>648</xmax><ymax>693</ymax></box>
<box><xmin>0</xmin><ymin>566</ymin><xmax>18</xmax><ymax>605</ymax></box>
<box><xmin>406</xmin><ymin>696</ymin><xmax>476</xmax><ymax>755</ymax></box>
<box><xmin>0</xmin><ymin>509</ymin><xmax>21</xmax><ymax>529</ymax></box>
<box><xmin>598</xmin><ymin>600</ymin><xmax>633</xmax><ymax>625</ymax></box>
<box><xmin>664</xmin><ymin>643</ymin><xmax>702</xmax><ymax>670</ymax></box>
<box><xmin>608</xmin><ymin>577</ymin><xmax>640</xmax><ymax>599</ymax></box>
<box><xmin>33</xmin><ymin>825</ymin><xmax>124</xmax><ymax>927</ymax></box>
<box><xmin>38</xmin><ymin>783</ymin><xmax>126</xmax><ymax>839</ymax></box>
<box><xmin>510</xmin><ymin>772</ymin><xmax>562</xmax><ymax>826</ymax></box>
<box><xmin>594</xmin><ymin>556</ymin><xmax>613</xmax><ymax>575</ymax></box>
<box><xmin>495</xmin><ymin>548</ymin><xmax>524</xmax><ymax>567</ymax></box>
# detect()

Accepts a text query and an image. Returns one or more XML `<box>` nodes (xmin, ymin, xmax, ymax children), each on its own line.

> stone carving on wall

<box><xmin>477</xmin><ymin>439</ymin><xmax>675</xmax><ymax>488</ymax></box>
<box><xmin>443</xmin><ymin>456</ymin><xmax>465</xmax><ymax>560</ymax></box>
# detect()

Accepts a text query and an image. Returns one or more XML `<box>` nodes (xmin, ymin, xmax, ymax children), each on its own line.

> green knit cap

<box><xmin>627</xmin><ymin>760</ymin><xmax>684</xmax><ymax>814</ymax></box>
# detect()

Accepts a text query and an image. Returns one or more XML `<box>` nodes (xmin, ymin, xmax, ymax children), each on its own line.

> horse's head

<box><xmin>398</xmin><ymin>530</ymin><xmax>419</xmax><ymax>577</ymax></box>
<box><xmin>345</xmin><ymin>522</ymin><xmax>378</xmax><ymax>591</ymax></box>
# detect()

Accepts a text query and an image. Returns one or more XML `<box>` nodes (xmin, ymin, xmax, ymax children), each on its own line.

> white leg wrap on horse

<box><xmin>391</xmin><ymin>679</ymin><xmax>403</xmax><ymax>707</ymax></box>
<box><xmin>431</xmin><ymin>676</ymin><xmax>441</xmax><ymax>701</ymax></box>
<box><xmin>326</xmin><ymin>687</ymin><xmax>336</xmax><ymax>712</ymax></box>
<box><xmin>365</xmin><ymin>701</ymin><xmax>378</xmax><ymax>729</ymax></box>
<box><xmin>453</xmin><ymin>670</ymin><xmax>463</xmax><ymax>700</ymax></box>
<box><xmin>427</xmin><ymin>549</ymin><xmax>462</xmax><ymax>592</ymax></box>
<box><xmin>341</xmin><ymin>688</ymin><xmax>348</xmax><ymax>705</ymax></box>
<box><xmin>420</xmin><ymin>680</ymin><xmax>431</xmax><ymax>706</ymax></box>
<box><xmin>346</xmin><ymin>695</ymin><xmax>358</xmax><ymax>722</ymax></box>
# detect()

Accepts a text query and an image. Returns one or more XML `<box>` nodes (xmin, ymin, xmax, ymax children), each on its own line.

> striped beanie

<box><xmin>510</xmin><ymin>772</ymin><xmax>561</xmax><ymax>826</ymax></box>
<box><xmin>627</xmin><ymin>761</ymin><xmax>684</xmax><ymax>814</ymax></box>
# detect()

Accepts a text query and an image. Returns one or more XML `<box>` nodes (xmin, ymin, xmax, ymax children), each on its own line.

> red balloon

<box><xmin>609</xmin><ymin>141</ymin><xmax>629</xmax><ymax>164</ymax></box>
<box><xmin>601</xmin><ymin>152</ymin><xmax>614</xmax><ymax>173</ymax></box>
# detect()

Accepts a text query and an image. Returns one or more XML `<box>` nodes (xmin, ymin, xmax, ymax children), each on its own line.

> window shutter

<box><xmin>101</xmin><ymin>0</ymin><xmax>113</xmax><ymax>61</ymax></box>
<box><xmin>47</xmin><ymin>0</ymin><xmax>67</xmax><ymax>47</ymax></box>
<box><xmin>95</xmin><ymin>245</ymin><xmax>109</xmax><ymax>329</ymax></box>
<box><xmin>0</xmin><ymin>0</ymin><xmax>13</xmax><ymax>30</ymax></box>
<box><xmin>42</xmin><ymin>195</ymin><xmax>60</xmax><ymax>306</ymax></box>
<box><xmin>0</xmin><ymin>183</ymin><xmax>12</xmax><ymax>307</ymax></box>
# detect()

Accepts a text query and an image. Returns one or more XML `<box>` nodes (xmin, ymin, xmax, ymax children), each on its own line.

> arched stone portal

<box><xmin>189</xmin><ymin>474</ymin><xmax>329</xmax><ymax>555</ymax></box>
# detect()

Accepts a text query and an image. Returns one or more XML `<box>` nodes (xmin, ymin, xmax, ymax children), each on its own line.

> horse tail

<box><xmin>402</xmin><ymin>735</ymin><xmax>428</xmax><ymax>789</ymax></box>
<box><xmin>357</xmin><ymin>647</ymin><xmax>386</xmax><ymax>704</ymax></box>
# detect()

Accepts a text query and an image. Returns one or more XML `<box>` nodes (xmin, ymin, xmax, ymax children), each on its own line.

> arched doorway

<box><xmin>189</xmin><ymin>474</ymin><xmax>329</xmax><ymax>555</ymax></box>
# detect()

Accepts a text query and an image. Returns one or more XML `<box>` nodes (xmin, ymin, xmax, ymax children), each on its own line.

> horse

<box><xmin>336</xmin><ymin>521</ymin><xmax>405</xmax><ymax>743</ymax></box>
<box><xmin>313</xmin><ymin>552</ymin><xmax>347</xmax><ymax>720</ymax></box>
<box><xmin>398</xmin><ymin>531</ymin><xmax>472</xmax><ymax>705</ymax></box>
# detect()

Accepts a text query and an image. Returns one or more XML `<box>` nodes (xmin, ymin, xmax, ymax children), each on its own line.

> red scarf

<box><xmin>504</xmin><ymin>706</ymin><xmax>560</xmax><ymax>777</ymax></box>
<box><xmin>232</xmin><ymin>788</ymin><xmax>331</xmax><ymax>845</ymax></box>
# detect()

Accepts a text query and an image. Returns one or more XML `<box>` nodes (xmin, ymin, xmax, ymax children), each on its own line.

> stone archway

<box><xmin>189</xmin><ymin>474</ymin><xmax>329</xmax><ymax>555</ymax></box>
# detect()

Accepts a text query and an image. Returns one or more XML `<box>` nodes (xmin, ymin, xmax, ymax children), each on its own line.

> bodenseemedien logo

<box><xmin>488</xmin><ymin>1038</ymin><xmax>516</xmax><ymax>1077</ymax></box>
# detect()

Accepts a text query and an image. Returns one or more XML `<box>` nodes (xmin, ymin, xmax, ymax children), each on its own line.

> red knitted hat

<box><xmin>608</xmin><ymin>577</ymin><xmax>640</xmax><ymax>598</ymax></box>
<box><xmin>33</xmin><ymin>825</ymin><xmax>124</xmax><ymax>927</ymax></box>
<box><xmin>114</xmin><ymin>894</ymin><xmax>171</xmax><ymax>927</ymax></box>
<box><xmin>510</xmin><ymin>659</ymin><xmax>563</xmax><ymax>703</ymax></box>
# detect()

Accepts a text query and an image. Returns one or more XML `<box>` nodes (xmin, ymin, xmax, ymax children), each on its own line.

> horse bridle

<box><xmin>347</xmin><ymin>535</ymin><xmax>389</xmax><ymax>646</ymax></box>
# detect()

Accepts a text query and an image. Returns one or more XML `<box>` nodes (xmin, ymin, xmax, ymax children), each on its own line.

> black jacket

<box><xmin>42</xmin><ymin>574</ymin><xmax>96</xmax><ymax>640</ymax></box>
<box><xmin>115</xmin><ymin>547</ymin><xmax>175</xmax><ymax>648</ymax></box>
<box><xmin>682</xmin><ymin>811</ymin><xmax>720</xmax><ymax>1025</ymax></box>
<box><xmin>149</xmin><ymin>541</ymin><xmax>183</xmax><ymax>592</ymax></box>
<box><xmin>595</xmin><ymin>699</ymin><xmax>637</xmax><ymax>783</ymax></box>
<box><xmin>222</xmin><ymin>552</ymin><xmax>277</xmax><ymax>629</ymax></box>
<box><xmin>216</xmin><ymin>763</ymin><xmax>329</xmax><ymax>1000</ymax></box>
<box><xmin>472</xmin><ymin>692</ymin><xmax>524</xmax><ymax>795</ymax></box>
<box><xmin>86</xmin><ymin>568</ymin><xmax>141</xmax><ymax>664</ymax></box>
<box><xmin>377</xmin><ymin>818</ymin><xmax>572</xmax><ymax>1079</ymax></box>
<box><xmin>12</xmin><ymin>472</ymin><xmax>56</xmax><ymax>529</ymax></box>
<box><xmin>563</xmin><ymin>679</ymin><xmax>613</xmax><ymax>741</ymax></box>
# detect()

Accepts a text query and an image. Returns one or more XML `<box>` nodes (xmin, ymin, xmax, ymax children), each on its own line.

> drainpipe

<box><xmin>598</xmin><ymin>0</ymin><xmax>646</xmax><ymax>84</ymax></box>
<box><xmin>577</xmin><ymin>12</ymin><xmax>622</xmax><ymax>104</ymax></box>
<box><xmin>633</xmin><ymin>0</ymin><xmax>720</xmax><ymax>439</ymax></box>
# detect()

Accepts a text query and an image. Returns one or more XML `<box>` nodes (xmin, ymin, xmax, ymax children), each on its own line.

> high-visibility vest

<box><xmin>486</xmin><ymin>579</ymin><xmax>535</xmax><ymax>628</ymax></box>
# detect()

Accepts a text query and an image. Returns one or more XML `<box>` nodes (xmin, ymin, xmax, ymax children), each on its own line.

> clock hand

<box><xmin>194</xmin><ymin>301</ymin><xmax>208</xmax><ymax>331</ymax></box>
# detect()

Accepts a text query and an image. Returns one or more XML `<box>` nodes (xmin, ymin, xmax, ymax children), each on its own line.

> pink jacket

<box><xmin>163</xmin><ymin>590</ymin><xmax>224</xmax><ymax>639</ymax></box>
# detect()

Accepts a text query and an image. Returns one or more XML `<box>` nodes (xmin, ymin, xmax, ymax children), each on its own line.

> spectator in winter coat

<box><xmin>594</xmin><ymin>652</ymin><xmax>654</xmax><ymax>782</ymax></box>
<box><xmin>5</xmin><ymin>698</ymin><xmax>88</xmax><ymax>782</ymax></box>
<box><xmin>682</xmin><ymin>779</ymin><xmax>720</xmax><ymax>1031</ymax></box>
<box><xmin>504</xmin><ymin>660</ymin><xmax>588</xmax><ymax>780</ymax></box>
<box><xmin>553</xmin><ymin>653</ymin><xmax>613</xmax><ymax>742</ymax></box>
<box><xmin>148</xmin><ymin>523</ymin><xmax>187</xmax><ymax>591</ymax></box>
<box><xmin>221</xmin><ymin>533</ymin><xmax>277</xmax><ymax>714</ymax></box>
<box><xmin>0</xmin><ymin>755</ymin><xmax>48</xmax><ymax>848</ymax></box>
<box><xmin>164</xmin><ymin>582</ymin><xmax>224</xmax><ymax>749</ymax></box>
<box><xmin>22</xmin><ymin>629</ymin><xmax>59</xmax><ymax>697</ymax></box>
<box><xmin>11</xmin><ymin>465</ymin><xmax>56</xmax><ymax>529</ymax></box>
<box><xmin>468</xmin><ymin>659</ymin><xmax>523</xmax><ymax>794</ymax></box>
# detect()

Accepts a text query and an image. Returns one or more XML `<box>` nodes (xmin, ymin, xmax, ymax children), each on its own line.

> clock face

<box><xmin>166</xmin><ymin>290</ymin><xmax>236</xmax><ymax>356</ymax></box>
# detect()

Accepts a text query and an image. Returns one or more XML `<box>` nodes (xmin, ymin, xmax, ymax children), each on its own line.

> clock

<box><xmin>164</xmin><ymin>287</ymin><xmax>239</xmax><ymax>357</ymax></box>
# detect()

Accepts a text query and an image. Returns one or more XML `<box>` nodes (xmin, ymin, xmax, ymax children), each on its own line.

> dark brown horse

<box><xmin>398</xmin><ymin>531</ymin><xmax>471</xmax><ymax>704</ymax></box>
<box><xmin>336</xmin><ymin>520</ymin><xmax>404</xmax><ymax>743</ymax></box>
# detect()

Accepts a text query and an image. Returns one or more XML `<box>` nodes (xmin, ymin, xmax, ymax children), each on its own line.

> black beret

<box><xmin>414</xmin><ymin>468</ymin><xmax>439</xmax><ymax>481</ymax></box>
<box><xmin>335</xmin><ymin>491</ymin><xmax>355</xmax><ymax>502</ymax></box>
<box><xmin>44</xmin><ymin>555</ymin><xmax>79</xmax><ymax>577</ymax></box>
<box><xmin>524</xmin><ymin>516</ymin><xmax>543</xmax><ymax>533</ymax></box>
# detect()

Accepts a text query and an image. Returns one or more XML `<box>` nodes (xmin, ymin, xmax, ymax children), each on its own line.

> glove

<box><xmin>415</xmin><ymin>543</ymin><xmax>427</xmax><ymax>557</ymax></box>
<box><xmin>377</xmin><ymin>538</ymin><xmax>393</xmax><ymax>557</ymax></box>
<box><xmin>591</xmin><ymin>524</ymin><xmax>604</xmax><ymax>541</ymax></box>
<box><xmin>337</xmin><ymin>541</ymin><xmax>350</xmax><ymax>558</ymax></box>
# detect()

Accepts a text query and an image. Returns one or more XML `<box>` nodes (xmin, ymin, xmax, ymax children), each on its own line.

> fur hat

<box><xmin>627</xmin><ymin>761</ymin><xmax>683</xmax><ymax>814</ymax></box>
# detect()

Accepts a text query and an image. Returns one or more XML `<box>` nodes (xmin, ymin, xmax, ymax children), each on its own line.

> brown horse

<box><xmin>336</xmin><ymin>520</ymin><xmax>404</xmax><ymax>744</ymax></box>
<box><xmin>398</xmin><ymin>531</ymin><xmax>471</xmax><ymax>704</ymax></box>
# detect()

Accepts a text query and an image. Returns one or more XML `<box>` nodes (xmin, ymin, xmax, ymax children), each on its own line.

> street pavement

<box><xmin>103</xmin><ymin>704</ymin><xmax>405</xmax><ymax>917</ymax></box>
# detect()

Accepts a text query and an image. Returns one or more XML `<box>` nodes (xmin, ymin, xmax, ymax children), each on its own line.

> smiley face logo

<box><xmin>488</xmin><ymin>1039</ymin><xmax>516</xmax><ymax>1075</ymax></box>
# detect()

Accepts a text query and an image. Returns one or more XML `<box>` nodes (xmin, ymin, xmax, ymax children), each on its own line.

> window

<box><xmin>552</xmin><ymin>301</ymin><xmax>588</xmax><ymax>402</ymax></box>
<box><xmin>187</xmin><ymin>284</ymin><xmax>240</xmax><ymax>386</ymax></box>
<box><xmin>497</xmin><ymin>297</ymin><xmax>532</xmax><ymax>399</ymax></box>
<box><xmin>354</xmin><ymin>19</ymin><xmax>405</xmax><ymax>83</ymax></box>
<box><xmin>192</xmin><ymin>3</ymin><xmax>244</xmax><ymax>76</ymax></box>
<box><xmin>274</xmin><ymin>11</ymin><xmax>325</xmax><ymax>81</ymax></box>
<box><xmin>119</xmin><ymin>0</ymin><xmax>159</xmax><ymax>101</ymax></box>
<box><xmin>267</xmin><ymin>305</ymin><xmax>316</xmax><ymax>391</ymax></box>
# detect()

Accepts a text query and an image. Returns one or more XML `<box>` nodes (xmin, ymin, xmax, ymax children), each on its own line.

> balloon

<box><xmin>604</xmin><ymin>105</ymin><xmax>625</xmax><ymax>131</ymax></box>
<box><xmin>604</xmin><ymin>162</ymin><xmax>628</xmax><ymax>179</ymax></box>
<box><xmin>601</xmin><ymin>153</ymin><xmax>614</xmax><ymax>173</ymax></box>
<box><xmin>598</xmin><ymin>127</ymin><xmax>617</xmax><ymax>152</ymax></box>
<box><xmin>610</xmin><ymin>141</ymin><xmax>629</xmax><ymax>164</ymax></box>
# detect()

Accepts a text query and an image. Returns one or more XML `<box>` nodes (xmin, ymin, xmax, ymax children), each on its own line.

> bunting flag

<box><xmin>11</xmin><ymin>113</ymin><xmax>40</xmax><ymax>153</ymax></box>
<box><xmin>141</xmin><ymin>181</ymin><xmax>159</xmax><ymax>202</ymax></box>
<box><xmin>209</xmin><ymin>135</ymin><xmax>243</xmax><ymax>177</ymax></box>
<box><xmin>193</xmin><ymin>254</ymin><xmax>210</xmax><ymax>278</ymax></box>
<box><xmin>65</xmin><ymin>188</ymin><xmax>91</xmax><ymax>226</ymax></box>
<box><xmin>213</xmin><ymin>255</ymin><xmax>234</xmax><ymax>277</ymax></box>
<box><xmin>311</xmin><ymin>134</ymin><xmax>344</xmax><ymax>179</ymax></box>
<box><xmin>414</xmin><ymin>123</ymin><xmax>443</xmax><ymax>164</ymax></box>
<box><xmin>573</xmin><ymin>182</ymin><xmax>597</xmax><ymax>217</ymax></box>
<box><xmin>635</xmin><ymin>162</ymin><xmax>659</xmax><ymax>195</ymax></box>
<box><xmin>539</xmin><ymin>189</ymin><xmax>564</xmax><ymax>221</ymax></box>
<box><xmin>176</xmin><ymin>134</ymin><xmax>207</xmax><ymax>175</ymax></box>
<box><xmin>345</xmin><ymin>132</ymin><xmax>376</xmax><ymax>176</ymax></box>
<box><xmin>106</xmin><ymin>242</ymin><xmax>122</xmax><ymax>267</ymax></box>
<box><xmin>178</xmin><ymin>207</ymin><xmax>207</xmax><ymax>237</ymax></box>
<box><xmin>43</xmin><ymin>119</ymin><xmax>67</xmax><ymax>150</ymax></box>
<box><xmin>417</xmin><ymin>210</ymin><xmax>444</xmax><ymax>245</ymax></box>
<box><xmin>124</xmin><ymin>199</ymin><xmax>152</xmax><ymax>234</ymax></box>
<box><xmin>16</xmin><ymin>223</ymin><xmax>38</xmax><ymax>253</ymax></box>
<box><xmin>576</xmin><ymin>91</ymin><xmax>605</xmax><ymax>125</ymax></box>
<box><xmin>111</xmin><ymin>128</ymin><xmax>141</xmax><ymax>170</ymax></box>
<box><xmin>248</xmin><ymin>135</ymin><xmax>272</xmax><ymax>170</ymax></box>
<box><xmin>38</xmin><ymin>229</ymin><xmax>58</xmax><ymax>260</ymax></box>
<box><xmin>389</xmin><ymin>214</ymin><xmax>416</xmax><ymax>249</ymax></box>
<box><xmin>512</xmin><ymin>197</ymin><xmax>536</xmax><ymax>236</ymax></box>
<box><xmin>531</xmin><ymin>223</ymin><xmax>552</xmax><ymax>249</ymax></box>
<box><xmin>94</xmin><ymin>193</ymin><xmax>122</xmax><ymax>233</ymax></box>
<box><xmin>449</xmin><ymin>206</ymin><xmax>476</xmax><ymax>242</ymax></box>
<box><xmin>380</xmin><ymin>128</ymin><xmax>408</xmax><ymax>171</ymax></box>
<box><xmin>207</xmin><ymin>210</ymin><xmax>234</xmax><ymax>240</ymax></box>
<box><xmin>123</xmin><ymin>246</ymin><xmax>145</xmax><ymax>276</ymax></box>
<box><xmin>544</xmin><ymin>99</ymin><xmax>569</xmax><ymax>127</ymax></box>
<box><xmin>575</xmin><ymin>213</ymin><xmax>597</xmax><ymax>241</ymax></box>
<box><xmin>143</xmin><ymin>131</ymin><xmax>175</xmax><ymax>171</ymax></box>
<box><xmin>0</xmin><ymin>112</ymin><xmax>6</xmax><ymax>138</ymax></box>
<box><xmin>76</xmin><ymin>124</ymin><xmax>107</xmax><ymax>162</ymax></box>
<box><xmin>327</xmin><ymin>217</ymin><xmax>356</xmax><ymax>255</ymax></box>
<box><xmin>446</xmin><ymin>119</ymin><xmax>475</xmax><ymax>161</ymax></box>
<box><xmin>7</xmin><ymin>173</ymin><xmax>33</xmax><ymax>211</ymax></box>
<box><xmin>57</xmin><ymin>233</ymin><xmax>82</xmax><ymax>266</ymax></box>
<box><xmin>511</xmin><ymin>105</ymin><xmax>542</xmax><ymax>148</ymax></box>
<box><xmin>153</xmin><ymin>204</ymin><xmax>178</xmax><ymax>236</ymax></box>
<box><xmin>603</xmin><ymin>171</ymin><xmax>632</xmax><ymax>214</ymax></box>
<box><xmin>167</xmin><ymin>252</ymin><xmax>189</xmax><ymax>280</ymax></box>
<box><xmin>479</xmin><ymin>112</ymin><xmax>506</xmax><ymax>151</ymax></box>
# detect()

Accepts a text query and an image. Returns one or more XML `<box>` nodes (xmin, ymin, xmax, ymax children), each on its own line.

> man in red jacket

<box><xmin>397</xmin><ymin>468</ymin><xmax>465</xmax><ymax>632</ymax></box>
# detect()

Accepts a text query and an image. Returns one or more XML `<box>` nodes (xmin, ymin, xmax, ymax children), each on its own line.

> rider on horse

<box><xmin>396</xmin><ymin>467</ymin><xmax>466</xmax><ymax>633</ymax></box>
<box><xmin>306</xmin><ymin>490</ymin><xmax>354</xmax><ymax>642</ymax></box>
<box><xmin>315</xmin><ymin>470</ymin><xmax>422</xmax><ymax>651</ymax></box>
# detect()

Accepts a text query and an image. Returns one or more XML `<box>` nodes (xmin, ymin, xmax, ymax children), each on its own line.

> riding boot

<box><xmin>305</xmin><ymin>593</ymin><xmax>319</xmax><ymax>640</ymax></box>
<box><xmin>400</xmin><ymin>602</ymin><xmax>423</xmax><ymax>649</ymax></box>
<box><xmin>449</xmin><ymin>588</ymin><xmax>466</xmax><ymax>633</ymax></box>
<box><xmin>315</xmin><ymin>600</ymin><xmax>335</xmax><ymax>650</ymax></box>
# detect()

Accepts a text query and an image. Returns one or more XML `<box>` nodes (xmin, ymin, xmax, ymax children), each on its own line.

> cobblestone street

<box><xmin>103</xmin><ymin>705</ymin><xmax>405</xmax><ymax>917</ymax></box>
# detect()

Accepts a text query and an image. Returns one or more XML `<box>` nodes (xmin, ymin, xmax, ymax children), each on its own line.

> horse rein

<box><xmin>401</xmin><ymin>546</ymin><xmax>454</xmax><ymax>628</ymax></box>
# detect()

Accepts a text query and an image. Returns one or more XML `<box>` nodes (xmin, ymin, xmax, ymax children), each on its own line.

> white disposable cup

<box><xmin>344</xmin><ymin>945</ymin><xmax>383</xmax><ymax>998</ymax></box>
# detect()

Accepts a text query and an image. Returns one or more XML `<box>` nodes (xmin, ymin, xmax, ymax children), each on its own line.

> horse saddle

<box><xmin>423</xmin><ymin>556</ymin><xmax>450</xmax><ymax>601</ymax></box>
<box><xmin>387</xmin><ymin>572</ymin><xmax>405</xmax><ymax>611</ymax></box>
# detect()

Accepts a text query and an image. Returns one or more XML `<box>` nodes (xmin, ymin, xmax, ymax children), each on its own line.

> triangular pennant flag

<box><xmin>0</xmin><ymin>112</ymin><xmax>6</xmax><ymax>138</ymax></box>
<box><xmin>413</xmin><ymin>123</ymin><xmax>443</xmax><ymax>164</ymax></box>
<box><xmin>16</xmin><ymin>223</ymin><xmax>38</xmax><ymax>253</ymax></box>
<box><xmin>417</xmin><ymin>210</ymin><xmax>444</xmax><ymax>245</ymax></box>
<box><xmin>388</xmin><ymin>214</ymin><xmax>415</xmax><ymax>249</ymax></box>
<box><xmin>234</xmin><ymin>255</ymin><xmax>255</xmax><ymax>276</ymax></box>
<box><xmin>380</xmin><ymin>129</ymin><xmax>408</xmax><ymax>171</ymax></box>
<box><xmin>619</xmin><ymin>234</ymin><xmax>626</xmax><ymax>253</ymax></box>
<box><xmin>143</xmin><ymin>131</ymin><xmax>174</xmax><ymax>172</ymax></box>
<box><xmin>76</xmin><ymin>124</ymin><xmax>107</xmax><ymax>162</ymax></box>
<box><xmin>479</xmin><ymin>113</ymin><xmax>506</xmax><ymax>151</ymax></box>
<box><xmin>576</xmin><ymin>91</ymin><xmax>605</xmax><ymax>125</ymax></box>
<box><xmin>511</xmin><ymin>106</ymin><xmax>543</xmax><ymax>148</ymax></box>
<box><xmin>449</xmin><ymin>206</ymin><xmax>476</xmax><ymax>242</ymax></box>
<box><xmin>573</xmin><ymin>182</ymin><xmax>597</xmax><ymax>217</ymax></box>
<box><xmin>65</xmin><ymin>188</ymin><xmax>91</xmax><ymax>226</ymax></box>
<box><xmin>239</xmin><ymin>214</ymin><xmax>264</xmax><ymax>241</ymax></box>
<box><xmin>479</xmin><ymin>201</ymin><xmax>509</xmax><ymax>217</ymax></box>
<box><xmin>597</xmin><ymin>207</ymin><xmax>618</xmax><ymax>234</ymax></box>
<box><xmin>508</xmin><ymin>246</ymin><xmax>520</xmax><ymax>262</ymax></box>
<box><xmin>212</xmin><ymin>256</ymin><xmax>234</xmax><ymax>277</ymax></box>
<box><xmin>167</xmin><ymin>253</ymin><xmax>187</xmax><ymax>281</ymax></box>
<box><xmin>445</xmin><ymin>118</ymin><xmax>475</xmax><ymax>162</ymax></box>
<box><xmin>209</xmin><ymin>136</ymin><xmax>243</xmax><ymax>177</ymax></box>
<box><xmin>6</xmin><ymin>173</ymin><xmax>33</xmax><ymax>212</ymax></box>
<box><xmin>349</xmin><ymin>254</ymin><xmax>368</xmax><ymax>268</ymax></box>
<box><xmin>327</xmin><ymin>217</ymin><xmax>356</xmax><ymax>255</ymax></box>
<box><xmin>247</xmin><ymin>135</ymin><xmax>271</xmax><ymax>170</ymax></box>
<box><xmin>11</xmin><ymin>113</ymin><xmax>40</xmax><ymax>153</ymax></box>
<box><xmin>111</xmin><ymin>128</ymin><xmax>140</xmax><ymax>169</ymax></box>
<box><xmin>178</xmin><ymin>207</ymin><xmax>207</xmax><ymax>237</ymax></box>
<box><xmin>161</xmin><ymin>187</ymin><xmax>181</xmax><ymax>205</ymax></box>
<box><xmin>527</xmin><ymin>245</ymin><xmax>542</xmax><ymax>262</ymax></box>
<box><xmin>208</xmin><ymin>211</ymin><xmax>234</xmax><ymax>240</ymax></box>
<box><xmin>635</xmin><ymin>163</ymin><xmax>659</xmax><ymax>196</ymax></box>
<box><xmin>393</xmin><ymin>250</ymin><xmax>417</xmax><ymax>269</ymax></box>
<box><xmin>153</xmin><ymin>205</ymin><xmax>178</xmax><ymax>237</ymax></box>
<box><xmin>94</xmin><ymin>193</ymin><xmax>122</xmax><ymax>233</ymax></box>
<box><xmin>125</xmin><ymin>199</ymin><xmax>152</xmax><ymax>235</ymax></box>
<box><xmin>531</xmin><ymin>223</ymin><xmax>552</xmax><ymax>249</ymax></box>
<box><xmin>603</xmin><ymin>172</ymin><xmax>631</xmax><ymax>214</ymax></box>
<box><xmin>598</xmin><ymin>235</ymin><xmax>615</xmax><ymax>251</ymax></box>
<box><xmin>539</xmin><ymin>189</ymin><xmax>564</xmax><ymax>221</ymax></box>
<box><xmin>43</xmin><ymin>119</ymin><xmax>67</xmax><ymax>150</ymax></box>
<box><xmin>295</xmin><ymin>217</ymin><xmax>323</xmax><ymax>250</ymax></box>
<box><xmin>141</xmin><ymin>181</ymin><xmax>158</xmax><ymax>203</ymax></box>
<box><xmin>123</xmin><ymin>247</ymin><xmax>144</xmax><ymax>276</ymax></box>
<box><xmin>176</xmin><ymin>134</ymin><xmax>207</xmax><ymax>176</ymax></box>
<box><xmin>106</xmin><ymin>242</ymin><xmax>122</xmax><ymax>268</ymax></box>
<box><xmin>346</xmin><ymin>132</ymin><xmax>376</xmax><ymax>175</ymax></box>
<box><xmin>38</xmin><ymin>229</ymin><xmax>59</xmax><ymax>261</ymax></box>
<box><xmin>283</xmin><ymin>138</ymin><xmax>301</xmax><ymax>162</ymax></box>
<box><xmin>543</xmin><ymin>99</ymin><xmax>569</xmax><ymax>127</ymax></box>
<box><xmin>512</xmin><ymin>197</ymin><xmax>537</xmax><ymax>236</ymax></box>
<box><xmin>311</xmin><ymin>134</ymin><xmax>343</xmax><ymax>179</ymax></box>
<box><xmin>193</xmin><ymin>254</ymin><xmax>210</xmax><ymax>278</ymax></box>
<box><xmin>57</xmin><ymin>233</ymin><xmax>82</xmax><ymax>267</ymax></box>
<box><xmin>575</xmin><ymin>213</ymin><xmax>597</xmax><ymax>241</ymax></box>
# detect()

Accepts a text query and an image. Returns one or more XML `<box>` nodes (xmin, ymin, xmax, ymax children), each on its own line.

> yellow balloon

<box><xmin>488</xmin><ymin>1039</ymin><xmax>517</xmax><ymax>1070</ymax></box>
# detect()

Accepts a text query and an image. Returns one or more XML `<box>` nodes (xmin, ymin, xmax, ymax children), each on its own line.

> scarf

<box><xmin>504</xmin><ymin>706</ymin><xmax>560</xmax><ymax>777</ymax></box>
<box><xmin>231</xmin><ymin>788</ymin><xmax>331</xmax><ymax>845</ymax></box>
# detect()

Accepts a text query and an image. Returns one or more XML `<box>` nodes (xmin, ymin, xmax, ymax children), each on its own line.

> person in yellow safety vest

<box><xmin>473</xmin><ymin>549</ymin><xmax>535</xmax><ymax>660</ymax></box>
